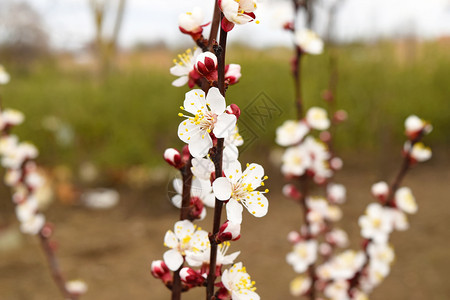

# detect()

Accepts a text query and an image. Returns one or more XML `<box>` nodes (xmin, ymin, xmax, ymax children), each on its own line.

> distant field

<box><xmin>2</xmin><ymin>41</ymin><xmax>449</xmax><ymax>169</ymax></box>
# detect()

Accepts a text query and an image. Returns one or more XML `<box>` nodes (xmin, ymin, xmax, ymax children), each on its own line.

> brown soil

<box><xmin>0</xmin><ymin>153</ymin><xmax>449</xmax><ymax>300</ymax></box>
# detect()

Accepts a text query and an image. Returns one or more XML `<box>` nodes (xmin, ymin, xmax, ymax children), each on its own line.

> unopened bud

<box><xmin>330</xmin><ymin>157</ymin><xmax>343</xmax><ymax>170</ymax></box>
<box><xmin>180</xmin><ymin>267</ymin><xmax>205</xmax><ymax>286</ymax></box>
<box><xmin>151</xmin><ymin>260</ymin><xmax>172</xmax><ymax>284</ymax></box>
<box><xmin>225</xmin><ymin>64</ymin><xmax>242</xmax><ymax>85</ymax></box>
<box><xmin>405</xmin><ymin>115</ymin><xmax>432</xmax><ymax>140</ymax></box>
<box><xmin>287</xmin><ymin>231</ymin><xmax>301</xmax><ymax>243</ymax></box>
<box><xmin>217</xmin><ymin>221</ymin><xmax>241</xmax><ymax>242</ymax></box>
<box><xmin>164</xmin><ymin>148</ymin><xmax>183</xmax><ymax>169</ymax></box>
<box><xmin>195</xmin><ymin>52</ymin><xmax>218</xmax><ymax>80</ymax></box>
<box><xmin>283</xmin><ymin>184</ymin><xmax>301</xmax><ymax>201</ymax></box>
<box><xmin>371</xmin><ymin>181</ymin><xmax>389</xmax><ymax>202</ymax></box>
<box><xmin>226</xmin><ymin>104</ymin><xmax>241</xmax><ymax>120</ymax></box>
<box><xmin>319</xmin><ymin>242</ymin><xmax>333</xmax><ymax>256</ymax></box>
<box><xmin>319</xmin><ymin>131</ymin><xmax>331</xmax><ymax>143</ymax></box>
<box><xmin>333</xmin><ymin>110</ymin><xmax>348</xmax><ymax>123</ymax></box>
<box><xmin>321</xmin><ymin>90</ymin><xmax>334</xmax><ymax>102</ymax></box>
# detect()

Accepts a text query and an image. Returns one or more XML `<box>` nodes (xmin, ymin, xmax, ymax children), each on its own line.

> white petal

<box><xmin>226</xmin><ymin>199</ymin><xmax>243</xmax><ymax>224</ymax></box>
<box><xmin>173</xmin><ymin>220</ymin><xmax>196</xmax><ymax>240</ymax></box>
<box><xmin>164</xmin><ymin>230</ymin><xmax>179</xmax><ymax>248</ymax></box>
<box><xmin>183</xmin><ymin>89</ymin><xmax>207</xmax><ymax>115</ymax></box>
<box><xmin>232</xmin><ymin>290</ymin><xmax>260</xmax><ymax>300</ymax></box>
<box><xmin>173</xmin><ymin>178</ymin><xmax>183</xmax><ymax>194</ymax></box>
<box><xmin>170</xmin><ymin>65</ymin><xmax>188</xmax><ymax>77</ymax></box>
<box><xmin>242</xmin><ymin>163</ymin><xmax>264</xmax><ymax>188</ymax></box>
<box><xmin>178</xmin><ymin>119</ymin><xmax>200</xmax><ymax>143</ymax></box>
<box><xmin>245</xmin><ymin>193</ymin><xmax>268</xmax><ymax>218</ymax></box>
<box><xmin>213</xmin><ymin>113</ymin><xmax>237</xmax><ymax>138</ymax></box>
<box><xmin>203</xmin><ymin>192</ymin><xmax>216</xmax><ymax>208</ymax></box>
<box><xmin>172</xmin><ymin>76</ymin><xmax>189</xmax><ymax>87</ymax></box>
<box><xmin>223</xmin><ymin>160</ymin><xmax>242</xmax><ymax>184</ymax></box>
<box><xmin>189</xmin><ymin>133</ymin><xmax>212</xmax><ymax>158</ymax></box>
<box><xmin>206</xmin><ymin>87</ymin><xmax>226</xmax><ymax>114</ymax></box>
<box><xmin>171</xmin><ymin>195</ymin><xmax>182</xmax><ymax>208</ymax></box>
<box><xmin>213</xmin><ymin>177</ymin><xmax>232</xmax><ymax>200</ymax></box>
<box><xmin>223</xmin><ymin>145</ymin><xmax>239</xmax><ymax>165</ymax></box>
<box><xmin>191</xmin><ymin>157</ymin><xmax>214</xmax><ymax>180</ymax></box>
<box><xmin>163</xmin><ymin>249</ymin><xmax>184</xmax><ymax>271</ymax></box>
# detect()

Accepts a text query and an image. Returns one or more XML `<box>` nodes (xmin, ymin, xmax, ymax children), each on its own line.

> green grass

<box><xmin>2</xmin><ymin>41</ymin><xmax>449</xmax><ymax>169</ymax></box>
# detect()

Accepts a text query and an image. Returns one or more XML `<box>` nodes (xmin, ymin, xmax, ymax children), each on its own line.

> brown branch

<box><xmin>207</xmin><ymin>0</ymin><xmax>221</xmax><ymax>50</ymax></box>
<box><xmin>39</xmin><ymin>232</ymin><xmax>77</xmax><ymax>300</ymax></box>
<box><xmin>206</xmin><ymin>17</ymin><xmax>228</xmax><ymax>300</ymax></box>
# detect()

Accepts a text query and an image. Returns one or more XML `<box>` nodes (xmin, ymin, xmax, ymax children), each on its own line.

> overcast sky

<box><xmin>7</xmin><ymin>0</ymin><xmax>450</xmax><ymax>50</ymax></box>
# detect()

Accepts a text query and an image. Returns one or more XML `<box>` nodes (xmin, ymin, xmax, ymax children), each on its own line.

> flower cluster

<box><xmin>153</xmin><ymin>4</ymin><xmax>266</xmax><ymax>299</ymax></box>
<box><xmin>0</xmin><ymin>66</ymin><xmax>86</xmax><ymax>299</ymax></box>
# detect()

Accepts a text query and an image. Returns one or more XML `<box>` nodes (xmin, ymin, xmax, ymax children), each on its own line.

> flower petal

<box><xmin>163</xmin><ymin>249</ymin><xmax>184</xmax><ymax>271</ymax></box>
<box><xmin>171</xmin><ymin>195</ymin><xmax>182</xmax><ymax>208</ymax></box>
<box><xmin>245</xmin><ymin>193</ymin><xmax>268</xmax><ymax>218</ymax></box>
<box><xmin>173</xmin><ymin>220</ymin><xmax>195</xmax><ymax>240</ymax></box>
<box><xmin>206</xmin><ymin>87</ymin><xmax>226</xmax><ymax>114</ymax></box>
<box><xmin>223</xmin><ymin>160</ymin><xmax>242</xmax><ymax>184</ymax></box>
<box><xmin>213</xmin><ymin>177</ymin><xmax>232</xmax><ymax>200</ymax></box>
<box><xmin>213</xmin><ymin>113</ymin><xmax>237</xmax><ymax>138</ymax></box>
<box><xmin>226</xmin><ymin>199</ymin><xmax>243</xmax><ymax>224</ymax></box>
<box><xmin>183</xmin><ymin>89</ymin><xmax>207</xmax><ymax>115</ymax></box>
<box><xmin>164</xmin><ymin>230</ymin><xmax>179</xmax><ymax>248</ymax></box>
<box><xmin>178</xmin><ymin>119</ymin><xmax>200</xmax><ymax>143</ymax></box>
<box><xmin>242</xmin><ymin>163</ymin><xmax>264</xmax><ymax>188</ymax></box>
<box><xmin>172</xmin><ymin>76</ymin><xmax>189</xmax><ymax>87</ymax></box>
<box><xmin>188</xmin><ymin>133</ymin><xmax>212</xmax><ymax>158</ymax></box>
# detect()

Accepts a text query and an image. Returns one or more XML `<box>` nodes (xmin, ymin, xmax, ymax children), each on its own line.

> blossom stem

<box><xmin>39</xmin><ymin>231</ymin><xmax>77</xmax><ymax>300</ymax></box>
<box><xmin>298</xmin><ymin>175</ymin><xmax>317</xmax><ymax>299</ymax></box>
<box><xmin>206</xmin><ymin>16</ymin><xmax>228</xmax><ymax>300</ymax></box>
<box><xmin>348</xmin><ymin>133</ymin><xmax>424</xmax><ymax>293</ymax></box>
<box><xmin>170</xmin><ymin>156</ymin><xmax>194</xmax><ymax>299</ymax></box>
<box><xmin>180</xmin><ymin>155</ymin><xmax>194</xmax><ymax>220</ymax></box>
<box><xmin>171</xmin><ymin>270</ymin><xmax>182</xmax><ymax>300</ymax></box>
<box><xmin>208</xmin><ymin>0</ymin><xmax>221</xmax><ymax>50</ymax></box>
<box><xmin>293</xmin><ymin>48</ymin><xmax>304</xmax><ymax>119</ymax></box>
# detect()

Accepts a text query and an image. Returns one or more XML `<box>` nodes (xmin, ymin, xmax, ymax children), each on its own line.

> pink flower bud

<box><xmin>319</xmin><ymin>243</ymin><xmax>332</xmax><ymax>256</ymax></box>
<box><xmin>194</xmin><ymin>52</ymin><xmax>218</xmax><ymax>80</ymax></box>
<box><xmin>283</xmin><ymin>21</ymin><xmax>295</xmax><ymax>31</ymax></box>
<box><xmin>283</xmin><ymin>184</ymin><xmax>301</xmax><ymax>201</ymax></box>
<box><xmin>333</xmin><ymin>110</ymin><xmax>348</xmax><ymax>123</ymax></box>
<box><xmin>225</xmin><ymin>64</ymin><xmax>241</xmax><ymax>85</ymax></box>
<box><xmin>321</xmin><ymin>90</ymin><xmax>334</xmax><ymax>102</ymax></box>
<box><xmin>151</xmin><ymin>260</ymin><xmax>172</xmax><ymax>284</ymax></box>
<box><xmin>371</xmin><ymin>181</ymin><xmax>389</xmax><ymax>202</ymax></box>
<box><xmin>319</xmin><ymin>131</ymin><xmax>331</xmax><ymax>143</ymax></box>
<box><xmin>330</xmin><ymin>157</ymin><xmax>343</xmax><ymax>170</ymax></box>
<box><xmin>287</xmin><ymin>231</ymin><xmax>301</xmax><ymax>243</ymax></box>
<box><xmin>164</xmin><ymin>148</ymin><xmax>183</xmax><ymax>169</ymax></box>
<box><xmin>226</xmin><ymin>104</ymin><xmax>241</xmax><ymax>120</ymax></box>
<box><xmin>180</xmin><ymin>267</ymin><xmax>205</xmax><ymax>286</ymax></box>
<box><xmin>217</xmin><ymin>221</ymin><xmax>240</xmax><ymax>242</ymax></box>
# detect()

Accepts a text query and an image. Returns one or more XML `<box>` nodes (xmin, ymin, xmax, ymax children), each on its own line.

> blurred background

<box><xmin>0</xmin><ymin>0</ymin><xmax>449</xmax><ymax>299</ymax></box>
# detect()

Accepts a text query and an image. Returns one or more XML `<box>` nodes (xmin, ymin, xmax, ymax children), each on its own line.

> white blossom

<box><xmin>178</xmin><ymin>88</ymin><xmax>237</xmax><ymax>158</ymax></box>
<box><xmin>295</xmin><ymin>29</ymin><xmax>324</xmax><ymax>55</ymax></box>
<box><xmin>276</xmin><ymin>120</ymin><xmax>309</xmax><ymax>146</ymax></box>
<box><xmin>221</xmin><ymin>262</ymin><xmax>260</xmax><ymax>300</ymax></box>
<box><xmin>286</xmin><ymin>240</ymin><xmax>318</xmax><ymax>273</ymax></box>
<box><xmin>213</xmin><ymin>161</ymin><xmax>268</xmax><ymax>224</ymax></box>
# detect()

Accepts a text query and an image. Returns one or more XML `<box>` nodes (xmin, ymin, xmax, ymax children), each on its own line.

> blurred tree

<box><xmin>0</xmin><ymin>1</ymin><xmax>50</xmax><ymax>69</ymax></box>
<box><xmin>88</xmin><ymin>0</ymin><xmax>127</xmax><ymax>75</ymax></box>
